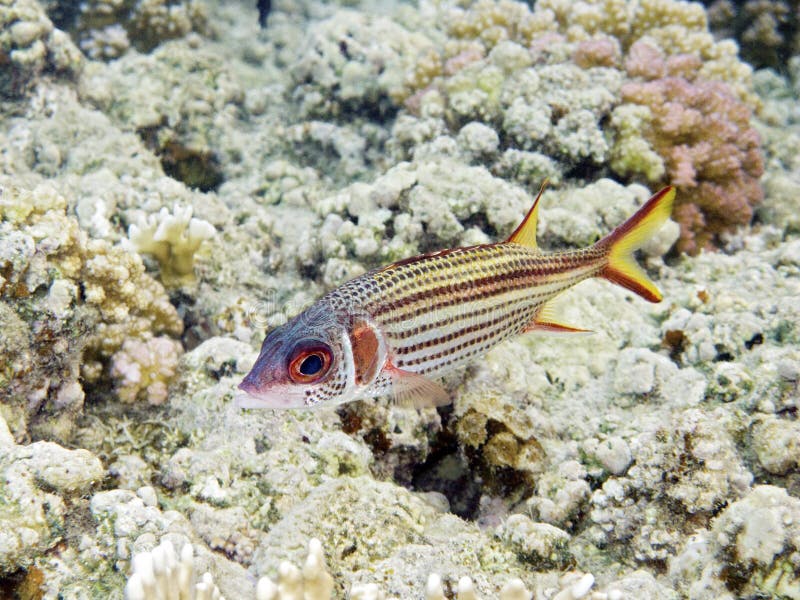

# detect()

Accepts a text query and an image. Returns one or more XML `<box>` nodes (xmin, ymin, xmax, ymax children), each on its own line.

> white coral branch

<box><xmin>127</xmin><ymin>204</ymin><xmax>215</xmax><ymax>283</ymax></box>
<box><xmin>125</xmin><ymin>540</ymin><xmax>223</xmax><ymax>600</ymax></box>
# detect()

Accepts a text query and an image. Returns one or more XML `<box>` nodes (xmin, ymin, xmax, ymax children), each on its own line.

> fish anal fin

<box><xmin>523</xmin><ymin>299</ymin><xmax>593</xmax><ymax>335</ymax></box>
<box><xmin>505</xmin><ymin>179</ymin><xmax>548</xmax><ymax>249</ymax></box>
<box><xmin>385</xmin><ymin>363</ymin><xmax>451</xmax><ymax>409</ymax></box>
<box><xmin>524</xmin><ymin>320</ymin><xmax>593</xmax><ymax>335</ymax></box>
<box><xmin>349</xmin><ymin>321</ymin><xmax>380</xmax><ymax>385</ymax></box>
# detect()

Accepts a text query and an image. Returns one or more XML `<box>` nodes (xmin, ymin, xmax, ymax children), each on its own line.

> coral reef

<box><xmin>255</xmin><ymin>538</ymin><xmax>334</xmax><ymax>600</ymax></box>
<box><xmin>126</xmin><ymin>204</ymin><xmax>215</xmax><ymax>286</ymax></box>
<box><xmin>111</xmin><ymin>335</ymin><xmax>184</xmax><ymax>405</ymax></box>
<box><xmin>0</xmin><ymin>414</ymin><xmax>103</xmax><ymax>576</ymax></box>
<box><xmin>0</xmin><ymin>0</ymin><xmax>797</xmax><ymax>599</ymax></box>
<box><xmin>78</xmin><ymin>38</ymin><xmax>243</xmax><ymax>191</ymax></box>
<box><xmin>703</xmin><ymin>0</ymin><xmax>800</xmax><ymax>70</ymax></box>
<box><xmin>125</xmin><ymin>540</ymin><xmax>224</xmax><ymax>600</ymax></box>
<box><xmin>0</xmin><ymin>179</ymin><xmax>182</xmax><ymax>441</ymax></box>
<box><xmin>288</xmin><ymin>11</ymin><xmax>436</xmax><ymax>119</ymax></box>
<box><xmin>388</xmin><ymin>0</ymin><xmax>764</xmax><ymax>253</ymax></box>
<box><xmin>670</xmin><ymin>485</ymin><xmax>800</xmax><ymax>598</ymax></box>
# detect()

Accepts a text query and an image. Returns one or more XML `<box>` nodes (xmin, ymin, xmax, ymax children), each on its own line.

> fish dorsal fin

<box><xmin>523</xmin><ymin>298</ymin><xmax>594</xmax><ymax>335</ymax></box>
<box><xmin>385</xmin><ymin>363</ymin><xmax>451</xmax><ymax>409</ymax></box>
<box><xmin>505</xmin><ymin>179</ymin><xmax>548</xmax><ymax>249</ymax></box>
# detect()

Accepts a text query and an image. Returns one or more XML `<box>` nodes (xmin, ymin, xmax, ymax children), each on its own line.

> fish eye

<box><xmin>288</xmin><ymin>344</ymin><xmax>333</xmax><ymax>384</ymax></box>
<box><xmin>299</xmin><ymin>353</ymin><xmax>323</xmax><ymax>375</ymax></box>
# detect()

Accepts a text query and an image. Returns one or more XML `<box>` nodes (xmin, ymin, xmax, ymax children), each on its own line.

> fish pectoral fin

<box><xmin>523</xmin><ymin>300</ymin><xmax>594</xmax><ymax>335</ymax></box>
<box><xmin>386</xmin><ymin>364</ymin><xmax>451</xmax><ymax>409</ymax></box>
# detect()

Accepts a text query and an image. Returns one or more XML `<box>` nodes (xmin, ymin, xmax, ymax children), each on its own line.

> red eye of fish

<box><xmin>288</xmin><ymin>345</ymin><xmax>333</xmax><ymax>384</ymax></box>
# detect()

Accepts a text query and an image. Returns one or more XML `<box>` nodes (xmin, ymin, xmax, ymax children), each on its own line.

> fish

<box><xmin>237</xmin><ymin>184</ymin><xmax>676</xmax><ymax>409</ymax></box>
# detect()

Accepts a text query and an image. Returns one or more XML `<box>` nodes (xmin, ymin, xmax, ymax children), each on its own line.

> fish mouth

<box><xmin>234</xmin><ymin>381</ymin><xmax>304</xmax><ymax>409</ymax></box>
<box><xmin>234</xmin><ymin>388</ymin><xmax>271</xmax><ymax>409</ymax></box>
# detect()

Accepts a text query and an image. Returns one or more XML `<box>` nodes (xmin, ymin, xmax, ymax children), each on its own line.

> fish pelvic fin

<box><xmin>505</xmin><ymin>179</ymin><xmax>548</xmax><ymax>249</ymax></box>
<box><xmin>596</xmin><ymin>186</ymin><xmax>676</xmax><ymax>303</ymax></box>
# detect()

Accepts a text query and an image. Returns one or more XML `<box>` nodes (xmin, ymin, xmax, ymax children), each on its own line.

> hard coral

<box><xmin>703</xmin><ymin>0</ymin><xmax>800</xmax><ymax>70</ymax></box>
<box><xmin>45</xmin><ymin>0</ymin><xmax>209</xmax><ymax>60</ymax></box>
<box><xmin>611</xmin><ymin>42</ymin><xmax>764</xmax><ymax>254</ymax></box>
<box><xmin>0</xmin><ymin>179</ymin><xmax>182</xmax><ymax>441</ymax></box>
<box><xmin>111</xmin><ymin>335</ymin><xmax>183</xmax><ymax>405</ymax></box>
<box><xmin>127</xmin><ymin>204</ymin><xmax>215</xmax><ymax>287</ymax></box>
<box><xmin>0</xmin><ymin>0</ymin><xmax>83</xmax><ymax>97</ymax></box>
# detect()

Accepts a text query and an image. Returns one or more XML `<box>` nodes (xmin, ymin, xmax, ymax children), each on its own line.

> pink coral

<box><xmin>573</xmin><ymin>36</ymin><xmax>622</xmax><ymax>68</ymax></box>
<box><xmin>618</xmin><ymin>42</ymin><xmax>764</xmax><ymax>254</ymax></box>
<box><xmin>110</xmin><ymin>335</ymin><xmax>183</xmax><ymax>405</ymax></box>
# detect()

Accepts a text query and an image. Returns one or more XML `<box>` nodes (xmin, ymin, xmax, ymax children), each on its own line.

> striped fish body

<box><xmin>238</xmin><ymin>186</ymin><xmax>675</xmax><ymax>409</ymax></box>
<box><xmin>333</xmin><ymin>244</ymin><xmax>603</xmax><ymax>378</ymax></box>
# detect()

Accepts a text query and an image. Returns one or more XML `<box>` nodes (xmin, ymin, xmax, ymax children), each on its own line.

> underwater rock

<box><xmin>670</xmin><ymin>485</ymin><xmax>800</xmax><ymax>599</ymax></box>
<box><xmin>0</xmin><ymin>417</ymin><xmax>103</xmax><ymax>576</ymax></box>
<box><xmin>496</xmin><ymin>515</ymin><xmax>572</xmax><ymax>569</ymax></box>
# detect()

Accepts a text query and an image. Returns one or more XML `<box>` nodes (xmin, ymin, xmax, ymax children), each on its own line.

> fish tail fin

<box><xmin>596</xmin><ymin>186</ymin><xmax>676</xmax><ymax>303</ymax></box>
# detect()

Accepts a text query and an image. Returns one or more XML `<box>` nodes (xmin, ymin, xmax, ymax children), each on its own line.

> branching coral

<box><xmin>126</xmin><ymin>537</ymin><xmax>538</xmax><ymax>600</ymax></box>
<box><xmin>610</xmin><ymin>41</ymin><xmax>764</xmax><ymax>254</ymax></box>
<box><xmin>289</xmin><ymin>11</ymin><xmax>437</xmax><ymax>119</ymax></box>
<box><xmin>390</xmin><ymin>0</ymin><xmax>763</xmax><ymax>254</ymax></box>
<box><xmin>127</xmin><ymin>204</ymin><xmax>216</xmax><ymax>287</ymax></box>
<box><xmin>255</xmin><ymin>538</ymin><xmax>334</xmax><ymax>600</ymax></box>
<box><xmin>703</xmin><ymin>0</ymin><xmax>800</xmax><ymax>69</ymax></box>
<box><xmin>125</xmin><ymin>540</ymin><xmax>224</xmax><ymax>600</ymax></box>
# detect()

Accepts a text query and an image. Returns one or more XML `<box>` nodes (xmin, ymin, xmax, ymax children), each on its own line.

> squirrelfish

<box><xmin>238</xmin><ymin>185</ymin><xmax>676</xmax><ymax>409</ymax></box>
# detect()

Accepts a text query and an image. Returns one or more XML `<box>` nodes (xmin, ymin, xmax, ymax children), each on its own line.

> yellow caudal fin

<box><xmin>596</xmin><ymin>186</ymin><xmax>676</xmax><ymax>303</ymax></box>
<box><xmin>505</xmin><ymin>180</ymin><xmax>548</xmax><ymax>249</ymax></box>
